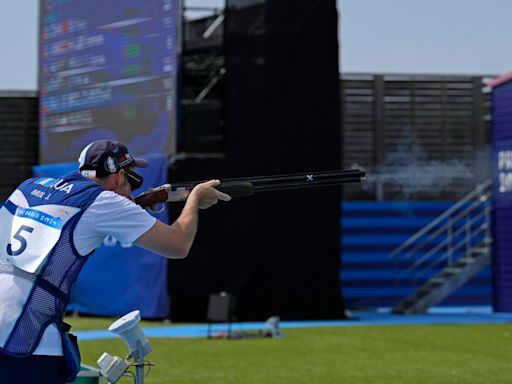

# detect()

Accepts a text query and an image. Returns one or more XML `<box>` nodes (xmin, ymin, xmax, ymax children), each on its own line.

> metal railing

<box><xmin>389</xmin><ymin>179</ymin><xmax>492</xmax><ymax>290</ymax></box>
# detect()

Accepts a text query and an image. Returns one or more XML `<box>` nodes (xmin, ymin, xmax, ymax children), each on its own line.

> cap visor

<box><xmin>134</xmin><ymin>157</ymin><xmax>149</xmax><ymax>168</ymax></box>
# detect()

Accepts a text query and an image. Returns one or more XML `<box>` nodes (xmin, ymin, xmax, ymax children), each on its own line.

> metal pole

<box><xmin>134</xmin><ymin>341</ymin><xmax>145</xmax><ymax>384</ymax></box>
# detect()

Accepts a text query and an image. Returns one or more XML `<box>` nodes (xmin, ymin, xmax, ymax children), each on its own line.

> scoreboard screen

<box><xmin>39</xmin><ymin>0</ymin><xmax>178</xmax><ymax>163</ymax></box>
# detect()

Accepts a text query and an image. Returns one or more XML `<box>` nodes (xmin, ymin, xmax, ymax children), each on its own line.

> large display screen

<box><xmin>39</xmin><ymin>0</ymin><xmax>178</xmax><ymax>163</ymax></box>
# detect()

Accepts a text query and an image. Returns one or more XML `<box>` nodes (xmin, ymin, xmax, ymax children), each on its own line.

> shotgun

<box><xmin>134</xmin><ymin>169</ymin><xmax>366</xmax><ymax>208</ymax></box>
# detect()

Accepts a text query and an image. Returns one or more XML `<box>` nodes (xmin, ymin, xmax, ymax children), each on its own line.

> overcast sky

<box><xmin>1</xmin><ymin>0</ymin><xmax>511</xmax><ymax>90</ymax></box>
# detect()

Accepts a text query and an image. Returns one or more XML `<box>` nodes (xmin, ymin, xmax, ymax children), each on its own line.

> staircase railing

<box><xmin>389</xmin><ymin>179</ymin><xmax>492</xmax><ymax>295</ymax></box>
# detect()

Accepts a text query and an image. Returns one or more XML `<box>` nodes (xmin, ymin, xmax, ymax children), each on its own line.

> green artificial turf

<box><xmin>71</xmin><ymin>319</ymin><xmax>512</xmax><ymax>384</ymax></box>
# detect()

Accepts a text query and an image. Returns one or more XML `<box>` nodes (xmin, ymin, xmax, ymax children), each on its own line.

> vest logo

<box><xmin>52</xmin><ymin>179</ymin><xmax>74</xmax><ymax>194</ymax></box>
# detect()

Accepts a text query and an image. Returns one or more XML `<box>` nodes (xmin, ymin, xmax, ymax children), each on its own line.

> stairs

<box><xmin>392</xmin><ymin>243</ymin><xmax>492</xmax><ymax>314</ymax></box>
<box><xmin>389</xmin><ymin>180</ymin><xmax>492</xmax><ymax>314</ymax></box>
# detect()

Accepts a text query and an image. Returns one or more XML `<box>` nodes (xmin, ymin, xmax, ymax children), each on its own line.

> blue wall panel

<box><xmin>492</xmin><ymin>79</ymin><xmax>512</xmax><ymax>312</ymax></box>
<box><xmin>341</xmin><ymin>201</ymin><xmax>492</xmax><ymax>309</ymax></box>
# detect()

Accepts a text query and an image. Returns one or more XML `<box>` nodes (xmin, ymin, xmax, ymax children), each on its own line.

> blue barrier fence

<box><xmin>341</xmin><ymin>201</ymin><xmax>492</xmax><ymax>309</ymax></box>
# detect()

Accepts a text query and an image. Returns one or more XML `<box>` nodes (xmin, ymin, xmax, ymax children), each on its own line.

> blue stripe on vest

<box><xmin>4</xmin><ymin>200</ymin><xmax>16</xmax><ymax>215</ymax></box>
<box><xmin>14</xmin><ymin>206</ymin><xmax>63</xmax><ymax>230</ymax></box>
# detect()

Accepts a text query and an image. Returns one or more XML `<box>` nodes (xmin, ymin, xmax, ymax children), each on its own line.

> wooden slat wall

<box><xmin>0</xmin><ymin>95</ymin><xmax>39</xmax><ymax>201</ymax></box>
<box><xmin>341</xmin><ymin>74</ymin><xmax>492</xmax><ymax>200</ymax></box>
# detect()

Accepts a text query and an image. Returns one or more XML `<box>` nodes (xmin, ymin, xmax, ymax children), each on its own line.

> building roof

<box><xmin>488</xmin><ymin>71</ymin><xmax>512</xmax><ymax>88</ymax></box>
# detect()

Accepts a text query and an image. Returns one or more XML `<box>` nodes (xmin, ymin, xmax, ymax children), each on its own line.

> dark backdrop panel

<box><xmin>0</xmin><ymin>94</ymin><xmax>39</xmax><ymax>201</ymax></box>
<box><xmin>169</xmin><ymin>0</ymin><xmax>343</xmax><ymax>321</ymax></box>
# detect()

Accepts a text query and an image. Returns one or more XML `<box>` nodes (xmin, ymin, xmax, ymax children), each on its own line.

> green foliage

<box><xmin>75</xmin><ymin>322</ymin><xmax>512</xmax><ymax>384</ymax></box>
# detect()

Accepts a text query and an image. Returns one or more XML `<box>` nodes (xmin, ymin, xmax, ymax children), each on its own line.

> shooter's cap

<box><xmin>78</xmin><ymin>140</ymin><xmax>149</xmax><ymax>178</ymax></box>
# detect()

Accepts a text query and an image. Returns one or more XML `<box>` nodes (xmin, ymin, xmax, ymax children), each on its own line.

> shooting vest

<box><xmin>0</xmin><ymin>172</ymin><xmax>103</xmax><ymax>357</ymax></box>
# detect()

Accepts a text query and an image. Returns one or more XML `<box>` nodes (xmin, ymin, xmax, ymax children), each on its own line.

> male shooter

<box><xmin>0</xmin><ymin>139</ymin><xmax>231</xmax><ymax>383</ymax></box>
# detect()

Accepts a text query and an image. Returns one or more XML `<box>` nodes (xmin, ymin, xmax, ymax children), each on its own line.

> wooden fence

<box><xmin>341</xmin><ymin>73</ymin><xmax>493</xmax><ymax>200</ymax></box>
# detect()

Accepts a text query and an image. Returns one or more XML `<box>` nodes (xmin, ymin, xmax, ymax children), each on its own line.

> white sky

<box><xmin>1</xmin><ymin>0</ymin><xmax>511</xmax><ymax>90</ymax></box>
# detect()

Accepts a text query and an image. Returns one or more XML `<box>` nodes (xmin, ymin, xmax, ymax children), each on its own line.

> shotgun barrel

<box><xmin>134</xmin><ymin>169</ymin><xmax>365</xmax><ymax>207</ymax></box>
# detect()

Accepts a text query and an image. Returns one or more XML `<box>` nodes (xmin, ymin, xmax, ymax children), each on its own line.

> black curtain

<box><xmin>168</xmin><ymin>0</ymin><xmax>344</xmax><ymax>321</ymax></box>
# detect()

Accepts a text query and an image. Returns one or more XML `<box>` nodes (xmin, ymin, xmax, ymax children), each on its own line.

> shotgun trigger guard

<box><xmin>147</xmin><ymin>203</ymin><xmax>165</xmax><ymax>214</ymax></box>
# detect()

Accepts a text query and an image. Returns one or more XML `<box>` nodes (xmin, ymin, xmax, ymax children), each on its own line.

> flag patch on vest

<box><xmin>35</xmin><ymin>177</ymin><xmax>57</xmax><ymax>187</ymax></box>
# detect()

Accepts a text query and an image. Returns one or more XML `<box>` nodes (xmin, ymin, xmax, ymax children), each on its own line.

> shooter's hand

<box><xmin>189</xmin><ymin>179</ymin><xmax>232</xmax><ymax>209</ymax></box>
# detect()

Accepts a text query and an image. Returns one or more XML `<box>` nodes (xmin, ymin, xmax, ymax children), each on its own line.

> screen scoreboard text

<box><xmin>39</xmin><ymin>0</ymin><xmax>178</xmax><ymax>163</ymax></box>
